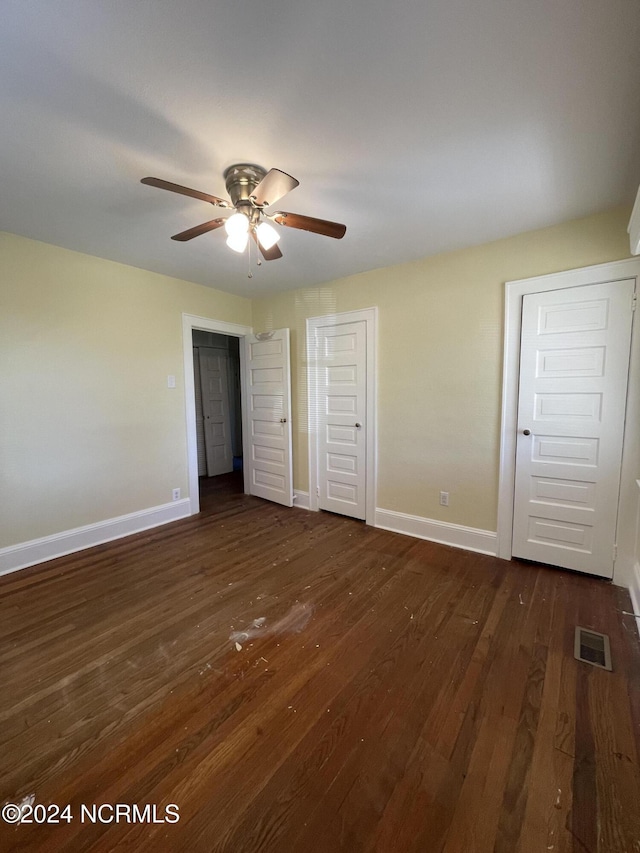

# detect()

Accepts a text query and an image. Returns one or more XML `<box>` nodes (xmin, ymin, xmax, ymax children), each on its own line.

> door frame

<box><xmin>306</xmin><ymin>307</ymin><xmax>378</xmax><ymax>525</ymax></box>
<box><xmin>497</xmin><ymin>257</ymin><xmax>640</xmax><ymax>561</ymax></box>
<box><xmin>182</xmin><ymin>314</ymin><xmax>253</xmax><ymax>515</ymax></box>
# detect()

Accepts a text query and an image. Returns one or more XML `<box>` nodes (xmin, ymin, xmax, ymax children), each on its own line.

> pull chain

<box><xmin>247</xmin><ymin>229</ymin><xmax>262</xmax><ymax>278</ymax></box>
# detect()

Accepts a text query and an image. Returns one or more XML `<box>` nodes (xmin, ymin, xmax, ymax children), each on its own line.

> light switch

<box><xmin>167</xmin><ymin>375</ymin><xmax>176</xmax><ymax>388</ymax></box>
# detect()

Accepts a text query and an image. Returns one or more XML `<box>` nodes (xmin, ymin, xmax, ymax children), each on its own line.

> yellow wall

<box><xmin>1</xmin><ymin>206</ymin><xmax>633</xmax><ymax>553</ymax></box>
<box><xmin>0</xmin><ymin>232</ymin><xmax>251</xmax><ymax>547</ymax></box>
<box><xmin>251</xmin><ymin>205</ymin><xmax>633</xmax><ymax>533</ymax></box>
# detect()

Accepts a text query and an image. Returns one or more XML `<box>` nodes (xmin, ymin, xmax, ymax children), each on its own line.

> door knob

<box><xmin>523</xmin><ymin>429</ymin><xmax>531</xmax><ymax>436</ymax></box>
<box><xmin>355</xmin><ymin>423</ymin><xmax>362</xmax><ymax>428</ymax></box>
<box><xmin>280</xmin><ymin>417</ymin><xmax>287</xmax><ymax>423</ymax></box>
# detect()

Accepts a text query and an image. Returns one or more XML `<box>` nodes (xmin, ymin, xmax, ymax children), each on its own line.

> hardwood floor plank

<box><xmin>220</xmin><ymin>555</ymin><xmax>474</xmax><ymax>853</ymax></box>
<box><xmin>162</xmin><ymin>554</ymin><xmax>445</xmax><ymax>852</ymax></box>
<box><xmin>589</xmin><ymin>661</ymin><xmax>640</xmax><ymax>850</ymax></box>
<box><xmin>0</xmin><ymin>476</ymin><xmax>638</xmax><ymax>852</ymax></box>
<box><xmin>516</xmin><ymin>582</ymin><xmax>574</xmax><ymax>853</ymax></box>
<box><xmin>494</xmin><ymin>639</ymin><xmax>547</xmax><ymax>852</ymax></box>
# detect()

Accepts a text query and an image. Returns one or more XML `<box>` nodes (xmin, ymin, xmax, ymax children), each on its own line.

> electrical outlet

<box><xmin>439</xmin><ymin>491</ymin><xmax>449</xmax><ymax>507</ymax></box>
<box><xmin>167</xmin><ymin>375</ymin><xmax>176</xmax><ymax>388</ymax></box>
<box><xmin>172</xmin><ymin>488</ymin><xmax>181</xmax><ymax>501</ymax></box>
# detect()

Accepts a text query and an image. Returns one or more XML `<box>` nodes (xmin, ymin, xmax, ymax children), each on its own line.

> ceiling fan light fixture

<box><xmin>224</xmin><ymin>211</ymin><xmax>249</xmax><ymax>238</ymax></box>
<box><xmin>256</xmin><ymin>221</ymin><xmax>280</xmax><ymax>250</ymax></box>
<box><xmin>226</xmin><ymin>231</ymin><xmax>249</xmax><ymax>253</ymax></box>
<box><xmin>141</xmin><ymin>165</ymin><xmax>347</xmax><ymax>262</ymax></box>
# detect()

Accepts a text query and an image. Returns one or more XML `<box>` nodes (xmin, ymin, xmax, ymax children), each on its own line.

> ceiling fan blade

<box><xmin>273</xmin><ymin>211</ymin><xmax>346</xmax><ymax>239</ymax></box>
<box><xmin>141</xmin><ymin>177</ymin><xmax>230</xmax><ymax>208</ymax></box>
<box><xmin>250</xmin><ymin>169</ymin><xmax>299</xmax><ymax>207</ymax></box>
<box><xmin>251</xmin><ymin>229</ymin><xmax>283</xmax><ymax>261</ymax></box>
<box><xmin>171</xmin><ymin>218</ymin><xmax>226</xmax><ymax>241</ymax></box>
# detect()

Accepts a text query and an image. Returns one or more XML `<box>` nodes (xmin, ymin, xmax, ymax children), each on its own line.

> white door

<box><xmin>243</xmin><ymin>329</ymin><xmax>293</xmax><ymax>507</ymax></box>
<box><xmin>512</xmin><ymin>279</ymin><xmax>635</xmax><ymax>577</ymax></box>
<box><xmin>199</xmin><ymin>347</ymin><xmax>233</xmax><ymax>477</ymax></box>
<box><xmin>315</xmin><ymin>321</ymin><xmax>367</xmax><ymax>520</ymax></box>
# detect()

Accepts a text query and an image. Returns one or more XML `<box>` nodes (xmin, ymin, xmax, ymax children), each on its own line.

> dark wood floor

<box><xmin>1</xmin><ymin>474</ymin><xmax>639</xmax><ymax>852</ymax></box>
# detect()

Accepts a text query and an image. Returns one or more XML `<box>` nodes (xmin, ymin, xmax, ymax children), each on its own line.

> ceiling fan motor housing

<box><xmin>223</xmin><ymin>163</ymin><xmax>267</xmax><ymax>208</ymax></box>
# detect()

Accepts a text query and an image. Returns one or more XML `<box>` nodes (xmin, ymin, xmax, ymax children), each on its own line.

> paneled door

<box><xmin>315</xmin><ymin>320</ymin><xmax>367</xmax><ymax>520</ymax></box>
<box><xmin>199</xmin><ymin>347</ymin><xmax>233</xmax><ymax>477</ymax></box>
<box><xmin>243</xmin><ymin>329</ymin><xmax>293</xmax><ymax>507</ymax></box>
<box><xmin>512</xmin><ymin>279</ymin><xmax>635</xmax><ymax>577</ymax></box>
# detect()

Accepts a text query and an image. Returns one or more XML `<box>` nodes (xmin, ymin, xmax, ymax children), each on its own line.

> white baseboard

<box><xmin>293</xmin><ymin>490</ymin><xmax>310</xmax><ymax>510</ymax></box>
<box><xmin>0</xmin><ymin>499</ymin><xmax>192</xmax><ymax>578</ymax></box>
<box><xmin>375</xmin><ymin>508</ymin><xmax>497</xmax><ymax>556</ymax></box>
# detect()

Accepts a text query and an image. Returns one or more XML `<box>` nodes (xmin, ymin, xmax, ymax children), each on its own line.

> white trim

<box><xmin>497</xmin><ymin>257</ymin><xmax>640</xmax><ymax>561</ymax></box>
<box><xmin>375</xmin><ymin>508</ymin><xmax>497</xmax><ymax>556</ymax></box>
<box><xmin>628</xmin><ymin>185</ymin><xmax>640</xmax><ymax>256</ymax></box>
<box><xmin>293</xmin><ymin>490</ymin><xmax>310</xmax><ymax>509</ymax></box>
<box><xmin>629</xmin><ymin>562</ymin><xmax>640</xmax><ymax>634</ymax></box>
<box><xmin>306</xmin><ymin>307</ymin><xmax>378</xmax><ymax>525</ymax></box>
<box><xmin>629</xmin><ymin>480</ymin><xmax>640</xmax><ymax>632</ymax></box>
<box><xmin>182</xmin><ymin>314</ymin><xmax>253</xmax><ymax>515</ymax></box>
<box><xmin>0</xmin><ymin>500</ymin><xmax>191</xmax><ymax>577</ymax></box>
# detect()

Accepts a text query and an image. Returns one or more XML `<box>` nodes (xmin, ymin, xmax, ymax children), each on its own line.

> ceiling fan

<box><xmin>141</xmin><ymin>163</ymin><xmax>346</xmax><ymax>262</ymax></box>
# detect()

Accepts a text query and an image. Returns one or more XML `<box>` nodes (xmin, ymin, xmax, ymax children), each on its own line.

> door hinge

<box><xmin>316</xmin><ymin>487</ymin><xmax>319</xmax><ymax>497</ymax></box>
<box><xmin>613</xmin><ymin>543</ymin><xmax>618</xmax><ymax>562</ymax></box>
<box><xmin>632</xmin><ymin>294</ymin><xmax>637</xmax><ymax>312</ymax></box>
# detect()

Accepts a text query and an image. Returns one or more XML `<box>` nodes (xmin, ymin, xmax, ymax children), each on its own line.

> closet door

<box><xmin>512</xmin><ymin>279</ymin><xmax>634</xmax><ymax>577</ymax></box>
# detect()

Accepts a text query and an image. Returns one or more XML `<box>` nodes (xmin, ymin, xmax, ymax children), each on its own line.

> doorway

<box><xmin>182</xmin><ymin>314</ymin><xmax>294</xmax><ymax>516</ymax></box>
<box><xmin>497</xmin><ymin>259</ymin><xmax>639</xmax><ymax>579</ymax></box>
<box><xmin>192</xmin><ymin>330</ymin><xmax>243</xmax><ymax>505</ymax></box>
<box><xmin>183</xmin><ymin>315</ymin><xmax>252</xmax><ymax>516</ymax></box>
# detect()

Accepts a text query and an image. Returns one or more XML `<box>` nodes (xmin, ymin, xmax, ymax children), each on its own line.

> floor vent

<box><xmin>574</xmin><ymin>627</ymin><xmax>612</xmax><ymax>671</ymax></box>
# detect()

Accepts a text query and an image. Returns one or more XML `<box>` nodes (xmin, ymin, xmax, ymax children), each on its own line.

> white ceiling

<box><xmin>1</xmin><ymin>0</ymin><xmax>639</xmax><ymax>297</ymax></box>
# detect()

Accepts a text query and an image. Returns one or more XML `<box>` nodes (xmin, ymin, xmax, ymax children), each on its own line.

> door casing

<box><xmin>497</xmin><ymin>257</ymin><xmax>640</xmax><ymax>563</ymax></box>
<box><xmin>307</xmin><ymin>308</ymin><xmax>378</xmax><ymax>525</ymax></box>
